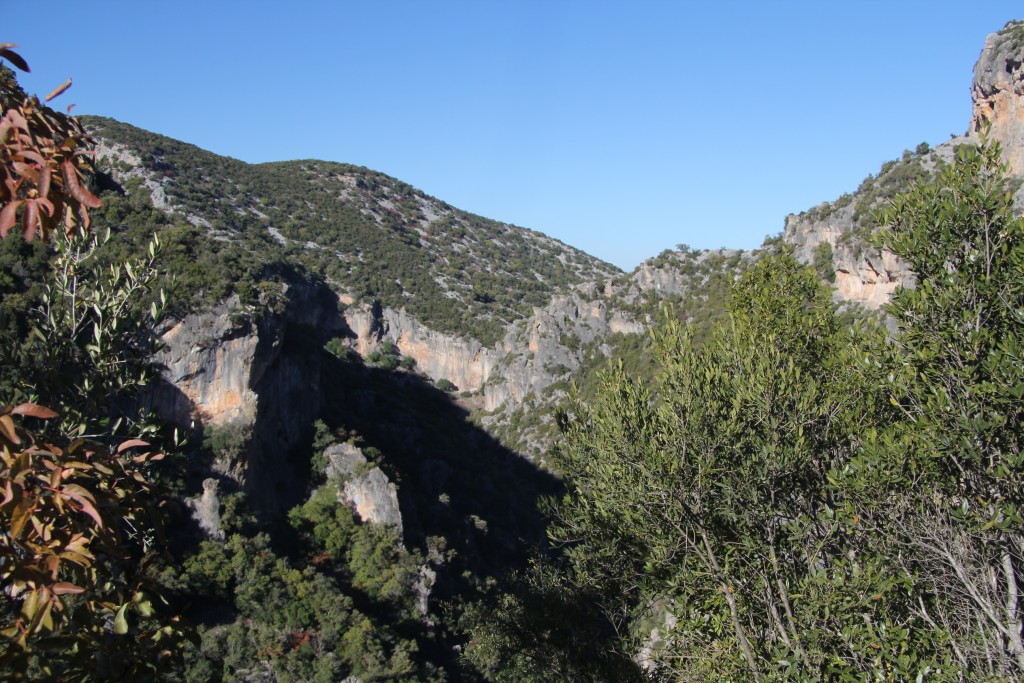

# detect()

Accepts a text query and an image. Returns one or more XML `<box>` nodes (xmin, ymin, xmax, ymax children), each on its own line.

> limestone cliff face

<box><xmin>149</xmin><ymin>280</ymin><xmax>345</xmax><ymax>513</ymax></box>
<box><xmin>345</xmin><ymin>304</ymin><xmax>501</xmax><ymax>395</ymax></box>
<box><xmin>343</xmin><ymin>283</ymin><xmax>646</xmax><ymax>414</ymax></box>
<box><xmin>337</xmin><ymin>249</ymin><xmax>752</xmax><ymax>422</ymax></box>
<box><xmin>784</xmin><ymin>22</ymin><xmax>1024</xmax><ymax>309</ymax></box>
<box><xmin>149</xmin><ymin>297</ymin><xmax>260</xmax><ymax>427</ymax></box>
<box><xmin>325</xmin><ymin>442</ymin><xmax>404</xmax><ymax>537</ymax></box>
<box><xmin>972</xmin><ymin>22</ymin><xmax>1024</xmax><ymax>175</ymax></box>
<box><xmin>483</xmin><ymin>289</ymin><xmax>645</xmax><ymax>410</ymax></box>
<box><xmin>783</xmin><ymin>205</ymin><xmax>914</xmax><ymax>309</ymax></box>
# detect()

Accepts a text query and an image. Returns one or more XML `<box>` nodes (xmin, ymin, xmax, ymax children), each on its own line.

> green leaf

<box><xmin>113</xmin><ymin>603</ymin><xmax>129</xmax><ymax>635</ymax></box>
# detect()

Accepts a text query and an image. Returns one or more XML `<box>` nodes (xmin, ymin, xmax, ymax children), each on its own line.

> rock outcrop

<box><xmin>783</xmin><ymin>204</ymin><xmax>914</xmax><ymax>309</ymax></box>
<box><xmin>185</xmin><ymin>478</ymin><xmax>225</xmax><ymax>541</ymax></box>
<box><xmin>344</xmin><ymin>282</ymin><xmax>648</xmax><ymax>414</ymax></box>
<box><xmin>325</xmin><ymin>442</ymin><xmax>404</xmax><ymax>538</ymax></box>
<box><xmin>972</xmin><ymin>21</ymin><xmax>1024</xmax><ymax>175</ymax></box>
<box><xmin>345</xmin><ymin>304</ymin><xmax>501</xmax><ymax>395</ymax></box>
<box><xmin>148</xmin><ymin>280</ymin><xmax>346</xmax><ymax>514</ymax></box>
<box><xmin>148</xmin><ymin>297</ymin><xmax>260</xmax><ymax>427</ymax></box>
<box><xmin>784</xmin><ymin>22</ymin><xmax>1024</xmax><ymax>310</ymax></box>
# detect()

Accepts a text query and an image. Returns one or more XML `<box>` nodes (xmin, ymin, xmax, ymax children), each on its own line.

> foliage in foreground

<box><xmin>536</xmin><ymin>141</ymin><xmax>1024</xmax><ymax>681</ymax></box>
<box><xmin>0</xmin><ymin>45</ymin><xmax>188</xmax><ymax>680</ymax></box>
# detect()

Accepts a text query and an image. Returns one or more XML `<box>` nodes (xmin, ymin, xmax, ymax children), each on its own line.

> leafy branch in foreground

<box><xmin>0</xmin><ymin>404</ymin><xmax>188</xmax><ymax>679</ymax></box>
<box><xmin>0</xmin><ymin>42</ymin><xmax>188</xmax><ymax>679</ymax></box>
<box><xmin>0</xmin><ymin>43</ymin><xmax>102</xmax><ymax>241</ymax></box>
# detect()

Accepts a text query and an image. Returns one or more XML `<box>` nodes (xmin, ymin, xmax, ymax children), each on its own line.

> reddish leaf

<box><xmin>52</xmin><ymin>582</ymin><xmax>85</xmax><ymax>596</ymax></box>
<box><xmin>0</xmin><ymin>45</ymin><xmax>30</xmax><ymax>73</ymax></box>
<box><xmin>11</xmin><ymin>161</ymin><xmax>40</xmax><ymax>183</ymax></box>
<box><xmin>61</xmin><ymin>160</ymin><xmax>102</xmax><ymax>209</ymax></box>
<box><xmin>60</xmin><ymin>484</ymin><xmax>103</xmax><ymax>528</ymax></box>
<box><xmin>0</xmin><ymin>414</ymin><xmax>20</xmax><ymax>443</ymax></box>
<box><xmin>22</xmin><ymin>200</ymin><xmax>38</xmax><ymax>240</ymax></box>
<box><xmin>44</xmin><ymin>78</ymin><xmax>72</xmax><ymax>102</ymax></box>
<box><xmin>37</xmin><ymin>165</ymin><xmax>50</xmax><ymax>200</ymax></box>
<box><xmin>12</xmin><ymin>403</ymin><xmax>58</xmax><ymax>419</ymax></box>
<box><xmin>0</xmin><ymin>199</ymin><xmax>22</xmax><ymax>238</ymax></box>
<box><xmin>116</xmin><ymin>439</ymin><xmax>150</xmax><ymax>454</ymax></box>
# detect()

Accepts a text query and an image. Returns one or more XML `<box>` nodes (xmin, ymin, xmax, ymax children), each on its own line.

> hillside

<box><xmin>85</xmin><ymin>116</ymin><xmax>618</xmax><ymax>346</ymax></box>
<box><xmin>5</xmin><ymin>17</ymin><xmax>1024</xmax><ymax>683</ymax></box>
<box><xmin>81</xmin><ymin>15</ymin><xmax>1024</xmax><ymax>461</ymax></box>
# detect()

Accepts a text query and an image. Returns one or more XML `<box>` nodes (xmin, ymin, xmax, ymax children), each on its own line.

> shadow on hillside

<box><xmin>315</xmin><ymin>350</ymin><xmax>563</xmax><ymax>591</ymax></box>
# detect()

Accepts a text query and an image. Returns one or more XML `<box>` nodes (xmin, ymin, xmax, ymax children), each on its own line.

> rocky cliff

<box><xmin>972</xmin><ymin>21</ymin><xmax>1024</xmax><ymax>175</ymax></box>
<box><xmin>785</xmin><ymin>20</ymin><xmax>1024</xmax><ymax>309</ymax></box>
<box><xmin>784</xmin><ymin>200</ymin><xmax>914</xmax><ymax>310</ymax></box>
<box><xmin>147</xmin><ymin>279</ymin><xmax>346</xmax><ymax>514</ymax></box>
<box><xmin>137</xmin><ymin>22</ymin><xmax>1024</xmax><ymax>476</ymax></box>
<box><xmin>325</xmin><ymin>442</ymin><xmax>404</xmax><ymax>537</ymax></box>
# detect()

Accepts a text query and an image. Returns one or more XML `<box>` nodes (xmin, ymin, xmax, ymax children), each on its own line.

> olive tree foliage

<box><xmin>551</xmin><ymin>254</ymin><xmax>941</xmax><ymax>681</ymax></box>
<box><xmin>875</xmin><ymin>140</ymin><xmax>1024</xmax><ymax>678</ymax></box>
<box><xmin>0</xmin><ymin>45</ymin><xmax>186</xmax><ymax>679</ymax></box>
<box><xmin>548</xmin><ymin>140</ymin><xmax>1024</xmax><ymax>681</ymax></box>
<box><xmin>25</xmin><ymin>228</ymin><xmax>165</xmax><ymax>432</ymax></box>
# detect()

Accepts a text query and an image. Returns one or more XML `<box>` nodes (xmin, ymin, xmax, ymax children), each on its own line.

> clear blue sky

<box><xmin>7</xmin><ymin>2</ymin><xmax>1021</xmax><ymax>270</ymax></box>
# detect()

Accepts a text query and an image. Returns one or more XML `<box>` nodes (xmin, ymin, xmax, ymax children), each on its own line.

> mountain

<box><xmin>82</xmin><ymin>21</ymin><xmax>1024</xmax><ymax>466</ymax></box>
<box><xmin>86</xmin><ymin>116</ymin><xmax>618</xmax><ymax>347</ymax></box>
<box><xmin>46</xmin><ymin>19</ymin><xmax>1023</xmax><ymax>679</ymax></box>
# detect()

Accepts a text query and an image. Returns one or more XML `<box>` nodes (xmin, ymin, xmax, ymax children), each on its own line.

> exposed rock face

<box><xmin>149</xmin><ymin>280</ymin><xmax>346</xmax><ymax>514</ymax></box>
<box><xmin>972</xmin><ymin>22</ymin><xmax>1024</xmax><ymax>175</ymax></box>
<box><xmin>186</xmin><ymin>478</ymin><xmax>225</xmax><ymax>541</ymax></box>
<box><xmin>631</xmin><ymin>250</ymin><xmax>744</xmax><ymax>294</ymax></box>
<box><xmin>783</xmin><ymin>205</ymin><xmax>914</xmax><ymax>309</ymax></box>
<box><xmin>149</xmin><ymin>297</ymin><xmax>259</xmax><ymax>427</ymax></box>
<box><xmin>785</xmin><ymin>22</ymin><xmax>1024</xmax><ymax>310</ymax></box>
<box><xmin>343</xmin><ymin>282</ymin><xmax>647</xmax><ymax>414</ymax></box>
<box><xmin>832</xmin><ymin>248</ymin><xmax>911</xmax><ymax>308</ymax></box>
<box><xmin>325</xmin><ymin>442</ymin><xmax>404</xmax><ymax>537</ymax></box>
<box><xmin>345</xmin><ymin>304</ymin><xmax>501</xmax><ymax>394</ymax></box>
<box><xmin>483</xmin><ymin>289</ymin><xmax>645</xmax><ymax>410</ymax></box>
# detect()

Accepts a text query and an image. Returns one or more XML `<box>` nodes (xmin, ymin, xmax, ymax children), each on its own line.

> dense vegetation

<box><xmin>476</xmin><ymin>141</ymin><xmax>1023</xmax><ymax>681</ymax></box>
<box><xmin>5</xmin><ymin>31</ymin><xmax>1024</xmax><ymax>682</ymax></box>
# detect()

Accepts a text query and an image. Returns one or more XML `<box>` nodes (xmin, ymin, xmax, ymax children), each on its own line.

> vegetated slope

<box><xmin>480</xmin><ymin>246</ymin><xmax>760</xmax><ymax>458</ymax></box>
<box><xmin>83</xmin><ymin>116</ymin><xmax>618</xmax><ymax>346</ymax></box>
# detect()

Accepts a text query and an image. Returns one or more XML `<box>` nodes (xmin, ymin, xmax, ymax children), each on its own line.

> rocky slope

<box><xmin>87</xmin><ymin>116</ymin><xmax>618</xmax><ymax>347</ymax></box>
<box><xmin>972</xmin><ymin>21</ymin><xmax>1024</xmax><ymax>174</ymax></box>
<box><xmin>113</xmin><ymin>20</ymin><xmax>1024</xmax><ymax>475</ymax></box>
<box><xmin>786</xmin><ymin>20</ymin><xmax>1024</xmax><ymax>311</ymax></box>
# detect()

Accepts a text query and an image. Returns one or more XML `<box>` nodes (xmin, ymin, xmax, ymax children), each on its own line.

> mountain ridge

<box><xmin>80</xmin><ymin>20</ymin><xmax>1024</xmax><ymax>464</ymax></box>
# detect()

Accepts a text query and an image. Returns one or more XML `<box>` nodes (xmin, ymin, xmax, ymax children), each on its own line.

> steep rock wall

<box><xmin>783</xmin><ymin>205</ymin><xmax>914</xmax><ymax>309</ymax></box>
<box><xmin>972</xmin><ymin>22</ymin><xmax>1024</xmax><ymax>175</ymax></box>
<box><xmin>785</xmin><ymin>22</ymin><xmax>1024</xmax><ymax>309</ymax></box>
<box><xmin>343</xmin><ymin>284</ymin><xmax>645</xmax><ymax>414</ymax></box>
<box><xmin>345</xmin><ymin>304</ymin><xmax>501</xmax><ymax>394</ymax></box>
<box><xmin>149</xmin><ymin>297</ymin><xmax>260</xmax><ymax>427</ymax></box>
<box><xmin>149</xmin><ymin>281</ymin><xmax>345</xmax><ymax>514</ymax></box>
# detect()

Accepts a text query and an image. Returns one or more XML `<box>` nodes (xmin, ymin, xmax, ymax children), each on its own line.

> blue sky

<box><xmin>7</xmin><ymin>2</ymin><xmax>1022</xmax><ymax>270</ymax></box>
